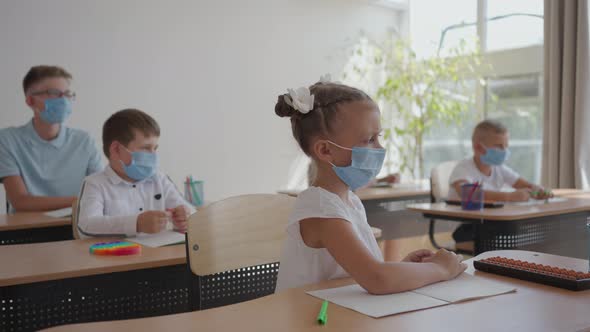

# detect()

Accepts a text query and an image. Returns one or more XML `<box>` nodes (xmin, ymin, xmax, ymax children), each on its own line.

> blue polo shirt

<box><xmin>0</xmin><ymin>120</ymin><xmax>103</xmax><ymax>207</ymax></box>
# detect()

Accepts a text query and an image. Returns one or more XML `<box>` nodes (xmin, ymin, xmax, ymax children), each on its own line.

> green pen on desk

<box><xmin>530</xmin><ymin>190</ymin><xmax>552</xmax><ymax>197</ymax></box>
<box><xmin>317</xmin><ymin>300</ymin><xmax>328</xmax><ymax>325</ymax></box>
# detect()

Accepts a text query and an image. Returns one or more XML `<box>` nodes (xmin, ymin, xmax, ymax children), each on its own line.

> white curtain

<box><xmin>542</xmin><ymin>0</ymin><xmax>590</xmax><ymax>188</ymax></box>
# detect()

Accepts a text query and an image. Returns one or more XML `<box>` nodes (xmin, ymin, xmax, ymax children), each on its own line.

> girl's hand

<box><xmin>423</xmin><ymin>249</ymin><xmax>467</xmax><ymax>280</ymax></box>
<box><xmin>402</xmin><ymin>249</ymin><xmax>434</xmax><ymax>263</ymax></box>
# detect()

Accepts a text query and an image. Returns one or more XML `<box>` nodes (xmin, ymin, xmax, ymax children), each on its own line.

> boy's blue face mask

<box><xmin>328</xmin><ymin>141</ymin><xmax>386</xmax><ymax>191</ymax></box>
<box><xmin>120</xmin><ymin>146</ymin><xmax>158</xmax><ymax>181</ymax></box>
<box><xmin>480</xmin><ymin>144</ymin><xmax>510</xmax><ymax>166</ymax></box>
<box><xmin>40</xmin><ymin>97</ymin><xmax>72</xmax><ymax>124</ymax></box>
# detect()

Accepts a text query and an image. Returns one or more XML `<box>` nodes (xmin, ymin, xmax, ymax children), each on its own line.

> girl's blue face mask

<box><xmin>120</xmin><ymin>146</ymin><xmax>158</xmax><ymax>181</ymax></box>
<box><xmin>328</xmin><ymin>141</ymin><xmax>386</xmax><ymax>191</ymax></box>
<box><xmin>480</xmin><ymin>143</ymin><xmax>510</xmax><ymax>166</ymax></box>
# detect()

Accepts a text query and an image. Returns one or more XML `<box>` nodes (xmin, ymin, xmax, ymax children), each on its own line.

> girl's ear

<box><xmin>311</xmin><ymin>139</ymin><xmax>334</xmax><ymax>164</ymax></box>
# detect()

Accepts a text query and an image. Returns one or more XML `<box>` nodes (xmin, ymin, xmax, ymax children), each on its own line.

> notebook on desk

<box><xmin>508</xmin><ymin>197</ymin><xmax>568</xmax><ymax>206</ymax></box>
<box><xmin>127</xmin><ymin>230</ymin><xmax>185</xmax><ymax>248</ymax></box>
<box><xmin>44</xmin><ymin>207</ymin><xmax>73</xmax><ymax>218</ymax></box>
<box><xmin>307</xmin><ymin>273</ymin><xmax>516</xmax><ymax>318</ymax></box>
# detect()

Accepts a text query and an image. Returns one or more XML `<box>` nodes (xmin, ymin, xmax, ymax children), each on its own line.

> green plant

<box><xmin>344</xmin><ymin>37</ymin><xmax>488</xmax><ymax>179</ymax></box>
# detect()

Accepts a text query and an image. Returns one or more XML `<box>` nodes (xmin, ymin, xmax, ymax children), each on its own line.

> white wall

<box><xmin>0</xmin><ymin>0</ymin><xmax>401</xmax><ymax>201</ymax></box>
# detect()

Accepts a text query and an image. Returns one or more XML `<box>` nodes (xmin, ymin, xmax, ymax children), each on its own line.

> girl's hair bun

<box><xmin>274</xmin><ymin>94</ymin><xmax>297</xmax><ymax>118</ymax></box>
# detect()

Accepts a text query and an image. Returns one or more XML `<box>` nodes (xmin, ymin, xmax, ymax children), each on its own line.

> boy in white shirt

<box><xmin>448</xmin><ymin>119</ymin><xmax>551</xmax><ymax>242</ymax></box>
<box><xmin>77</xmin><ymin>109</ymin><xmax>194</xmax><ymax>238</ymax></box>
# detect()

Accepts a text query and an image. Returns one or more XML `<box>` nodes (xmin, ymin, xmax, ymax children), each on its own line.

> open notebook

<box><xmin>44</xmin><ymin>207</ymin><xmax>73</xmax><ymax>218</ymax></box>
<box><xmin>508</xmin><ymin>197</ymin><xmax>568</xmax><ymax>206</ymax></box>
<box><xmin>127</xmin><ymin>230</ymin><xmax>185</xmax><ymax>248</ymax></box>
<box><xmin>307</xmin><ymin>273</ymin><xmax>516</xmax><ymax>318</ymax></box>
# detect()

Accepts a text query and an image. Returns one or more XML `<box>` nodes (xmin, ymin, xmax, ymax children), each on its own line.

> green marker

<box><xmin>317</xmin><ymin>300</ymin><xmax>328</xmax><ymax>325</ymax></box>
<box><xmin>531</xmin><ymin>190</ymin><xmax>552</xmax><ymax>197</ymax></box>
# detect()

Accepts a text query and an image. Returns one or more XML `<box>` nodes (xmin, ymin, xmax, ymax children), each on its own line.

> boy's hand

<box><xmin>507</xmin><ymin>189</ymin><xmax>531</xmax><ymax>202</ymax></box>
<box><xmin>137</xmin><ymin>211</ymin><xmax>169</xmax><ymax>234</ymax></box>
<box><xmin>382</xmin><ymin>173</ymin><xmax>401</xmax><ymax>184</ymax></box>
<box><xmin>423</xmin><ymin>249</ymin><xmax>467</xmax><ymax>281</ymax></box>
<box><xmin>166</xmin><ymin>205</ymin><xmax>191</xmax><ymax>233</ymax></box>
<box><xmin>402</xmin><ymin>249</ymin><xmax>434</xmax><ymax>263</ymax></box>
<box><xmin>530</xmin><ymin>186</ymin><xmax>553</xmax><ymax>200</ymax></box>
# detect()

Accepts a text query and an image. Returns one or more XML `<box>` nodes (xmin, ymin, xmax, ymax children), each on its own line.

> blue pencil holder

<box><xmin>461</xmin><ymin>183</ymin><xmax>483</xmax><ymax>211</ymax></box>
<box><xmin>184</xmin><ymin>180</ymin><xmax>204</xmax><ymax>207</ymax></box>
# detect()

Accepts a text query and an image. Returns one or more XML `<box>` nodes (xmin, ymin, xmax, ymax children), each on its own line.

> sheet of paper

<box><xmin>412</xmin><ymin>273</ymin><xmax>516</xmax><ymax>303</ymax></box>
<box><xmin>307</xmin><ymin>274</ymin><xmax>516</xmax><ymax>318</ymax></box>
<box><xmin>44</xmin><ymin>207</ymin><xmax>73</xmax><ymax>218</ymax></box>
<box><xmin>127</xmin><ymin>230</ymin><xmax>185</xmax><ymax>248</ymax></box>
<box><xmin>392</xmin><ymin>183</ymin><xmax>423</xmax><ymax>190</ymax></box>
<box><xmin>307</xmin><ymin>284</ymin><xmax>448</xmax><ymax>318</ymax></box>
<box><xmin>509</xmin><ymin>197</ymin><xmax>568</xmax><ymax>206</ymax></box>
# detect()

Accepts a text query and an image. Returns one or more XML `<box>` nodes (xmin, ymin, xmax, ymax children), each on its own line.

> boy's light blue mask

<box><xmin>328</xmin><ymin>141</ymin><xmax>386</xmax><ymax>191</ymax></box>
<box><xmin>480</xmin><ymin>144</ymin><xmax>510</xmax><ymax>166</ymax></box>
<box><xmin>40</xmin><ymin>97</ymin><xmax>72</xmax><ymax>124</ymax></box>
<box><xmin>120</xmin><ymin>146</ymin><xmax>158</xmax><ymax>181</ymax></box>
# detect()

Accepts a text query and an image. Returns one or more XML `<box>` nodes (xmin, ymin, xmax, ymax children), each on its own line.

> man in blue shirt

<box><xmin>0</xmin><ymin>65</ymin><xmax>103</xmax><ymax>212</ymax></box>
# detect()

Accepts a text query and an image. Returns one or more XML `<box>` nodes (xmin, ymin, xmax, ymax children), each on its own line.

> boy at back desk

<box><xmin>77</xmin><ymin>109</ymin><xmax>194</xmax><ymax>238</ymax></box>
<box><xmin>448</xmin><ymin>120</ymin><xmax>552</xmax><ymax>242</ymax></box>
<box><xmin>0</xmin><ymin>65</ymin><xmax>103</xmax><ymax>212</ymax></box>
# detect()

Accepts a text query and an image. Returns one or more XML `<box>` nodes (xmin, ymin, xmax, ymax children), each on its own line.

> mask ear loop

<box><xmin>325</xmin><ymin>140</ymin><xmax>352</xmax><ymax>168</ymax></box>
<box><xmin>118</xmin><ymin>143</ymin><xmax>133</xmax><ymax>167</ymax></box>
<box><xmin>478</xmin><ymin>141</ymin><xmax>488</xmax><ymax>151</ymax></box>
<box><xmin>327</xmin><ymin>140</ymin><xmax>353</xmax><ymax>151</ymax></box>
<box><xmin>119</xmin><ymin>144</ymin><xmax>133</xmax><ymax>154</ymax></box>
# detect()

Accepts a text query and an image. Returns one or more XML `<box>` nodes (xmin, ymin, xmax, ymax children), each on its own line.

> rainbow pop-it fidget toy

<box><xmin>89</xmin><ymin>241</ymin><xmax>142</xmax><ymax>256</ymax></box>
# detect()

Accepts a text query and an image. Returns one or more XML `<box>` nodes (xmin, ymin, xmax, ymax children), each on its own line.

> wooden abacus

<box><xmin>474</xmin><ymin>256</ymin><xmax>590</xmax><ymax>291</ymax></box>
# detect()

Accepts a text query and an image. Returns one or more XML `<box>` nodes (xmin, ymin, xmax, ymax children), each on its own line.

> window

<box><xmin>410</xmin><ymin>0</ymin><xmax>477</xmax><ymax>59</ymax></box>
<box><xmin>486</xmin><ymin>74</ymin><xmax>543</xmax><ymax>181</ymax></box>
<box><xmin>411</xmin><ymin>0</ymin><xmax>544</xmax><ymax>183</ymax></box>
<box><xmin>487</xmin><ymin>0</ymin><xmax>544</xmax><ymax>51</ymax></box>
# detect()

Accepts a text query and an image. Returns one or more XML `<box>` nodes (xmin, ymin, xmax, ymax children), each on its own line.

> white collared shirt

<box><xmin>77</xmin><ymin>165</ymin><xmax>195</xmax><ymax>238</ymax></box>
<box><xmin>447</xmin><ymin>157</ymin><xmax>520</xmax><ymax>201</ymax></box>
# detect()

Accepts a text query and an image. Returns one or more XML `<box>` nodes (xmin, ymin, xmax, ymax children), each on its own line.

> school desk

<box><xmin>43</xmin><ymin>250</ymin><xmax>590</xmax><ymax>332</ymax></box>
<box><xmin>0</xmin><ymin>239</ymin><xmax>188</xmax><ymax>331</ymax></box>
<box><xmin>278</xmin><ymin>181</ymin><xmax>431</xmax><ymax>203</ymax></box>
<box><xmin>408</xmin><ymin>197</ymin><xmax>590</xmax><ymax>258</ymax></box>
<box><xmin>0</xmin><ymin>213</ymin><xmax>72</xmax><ymax>245</ymax></box>
<box><xmin>553</xmin><ymin>188</ymin><xmax>590</xmax><ymax>198</ymax></box>
<box><xmin>552</xmin><ymin>188</ymin><xmax>589</xmax><ymax>196</ymax></box>
<box><xmin>279</xmin><ymin>183</ymin><xmax>434</xmax><ymax>232</ymax></box>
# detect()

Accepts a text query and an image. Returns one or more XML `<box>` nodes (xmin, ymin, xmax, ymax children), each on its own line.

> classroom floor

<box><xmin>382</xmin><ymin>232</ymin><xmax>473</xmax><ymax>262</ymax></box>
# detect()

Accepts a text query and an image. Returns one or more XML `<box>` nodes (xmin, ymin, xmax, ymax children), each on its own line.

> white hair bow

<box><xmin>284</xmin><ymin>87</ymin><xmax>315</xmax><ymax>114</ymax></box>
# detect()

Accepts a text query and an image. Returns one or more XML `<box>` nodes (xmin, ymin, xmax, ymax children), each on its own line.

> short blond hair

<box><xmin>472</xmin><ymin>120</ymin><xmax>507</xmax><ymax>142</ymax></box>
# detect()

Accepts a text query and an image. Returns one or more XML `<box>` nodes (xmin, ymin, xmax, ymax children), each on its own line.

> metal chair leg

<box><xmin>429</xmin><ymin>219</ymin><xmax>442</xmax><ymax>249</ymax></box>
